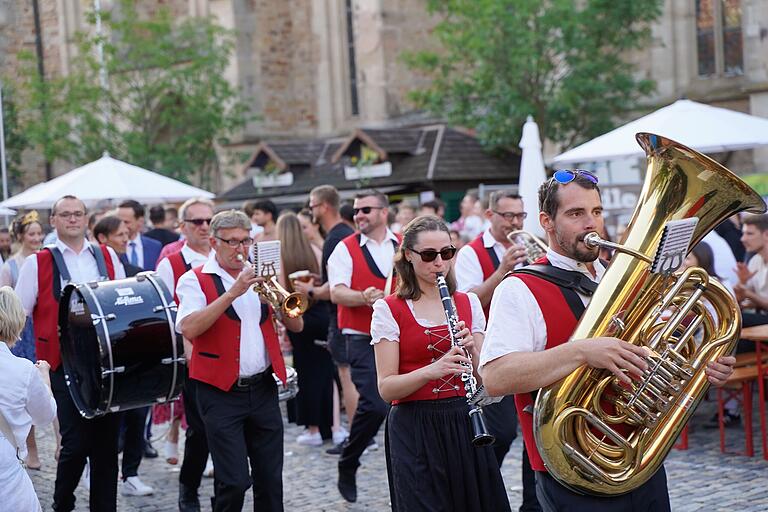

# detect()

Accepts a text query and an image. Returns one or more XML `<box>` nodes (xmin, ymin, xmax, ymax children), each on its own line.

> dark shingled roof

<box><xmin>221</xmin><ymin>124</ymin><xmax>519</xmax><ymax>203</ymax></box>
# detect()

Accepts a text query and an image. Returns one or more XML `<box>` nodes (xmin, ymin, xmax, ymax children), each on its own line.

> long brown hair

<box><xmin>395</xmin><ymin>215</ymin><xmax>456</xmax><ymax>300</ymax></box>
<box><xmin>276</xmin><ymin>211</ymin><xmax>319</xmax><ymax>293</ymax></box>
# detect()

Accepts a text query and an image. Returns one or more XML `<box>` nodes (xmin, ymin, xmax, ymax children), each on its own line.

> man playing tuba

<box><xmin>480</xmin><ymin>171</ymin><xmax>736</xmax><ymax>511</ymax></box>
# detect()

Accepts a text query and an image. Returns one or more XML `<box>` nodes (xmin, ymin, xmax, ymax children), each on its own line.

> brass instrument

<box><xmin>237</xmin><ymin>251</ymin><xmax>308</xmax><ymax>319</ymax></box>
<box><xmin>534</xmin><ymin>132</ymin><xmax>766</xmax><ymax>496</ymax></box>
<box><xmin>507</xmin><ymin>230</ymin><xmax>548</xmax><ymax>262</ymax></box>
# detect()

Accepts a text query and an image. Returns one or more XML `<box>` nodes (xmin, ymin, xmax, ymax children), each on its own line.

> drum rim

<box><xmin>80</xmin><ymin>281</ymin><xmax>118</xmax><ymax>414</ymax></box>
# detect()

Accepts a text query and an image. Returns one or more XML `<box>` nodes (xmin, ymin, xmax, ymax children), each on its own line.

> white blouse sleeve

<box><xmin>25</xmin><ymin>369</ymin><xmax>57</xmax><ymax>427</ymax></box>
<box><xmin>467</xmin><ymin>292</ymin><xmax>486</xmax><ymax>334</ymax></box>
<box><xmin>370</xmin><ymin>299</ymin><xmax>400</xmax><ymax>344</ymax></box>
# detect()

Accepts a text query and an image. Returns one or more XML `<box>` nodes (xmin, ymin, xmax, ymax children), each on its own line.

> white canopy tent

<box><xmin>0</xmin><ymin>206</ymin><xmax>15</xmax><ymax>216</ymax></box>
<box><xmin>0</xmin><ymin>154</ymin><xmax>214</xmax><ymax>209</ymax></box>
<box><xmin>517</xmin><ymin>116</ymin><xmax>547</xmax><ymax>237</ymax></box>
<box><xmin>553</xmin><ymin>99</ymin><xmax>768</xmax><ymax>164</ymax></box>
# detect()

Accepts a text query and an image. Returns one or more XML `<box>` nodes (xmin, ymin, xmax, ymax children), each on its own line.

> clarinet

<box><xmin>435</xmin><ymin>272</ymin><xmax>495</xmax><ymax>447</ymax></box>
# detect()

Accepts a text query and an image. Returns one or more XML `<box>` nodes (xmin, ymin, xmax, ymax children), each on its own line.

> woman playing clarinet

<box><xmin>371</xmin><ymin>215</ymin><xmax>510</xmax><ymax>511</ymax></box>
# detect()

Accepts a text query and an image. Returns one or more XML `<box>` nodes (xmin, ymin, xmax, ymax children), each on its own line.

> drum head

<box><xmin>60</xmin><ymin>275</ymin><xmax>183</xmax><ymax>418</ymax></box>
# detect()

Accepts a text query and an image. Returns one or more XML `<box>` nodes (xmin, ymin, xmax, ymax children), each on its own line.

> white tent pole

<box><xmin>0</xmin><ymin>83</ymin><xmax>10</xmax><ymax>226</ymax></box>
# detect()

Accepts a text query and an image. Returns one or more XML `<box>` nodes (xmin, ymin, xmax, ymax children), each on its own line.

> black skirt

<box><xmin>385</xmin><ymin>396</ymin><xmax>512</xmax><ymax>512</ymax></box>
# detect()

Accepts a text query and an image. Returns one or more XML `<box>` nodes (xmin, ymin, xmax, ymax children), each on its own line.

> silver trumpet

<box><xmin>507</xmin><ymin>229</ymin><xmax>548</xmax><ymax>262</ymax></box>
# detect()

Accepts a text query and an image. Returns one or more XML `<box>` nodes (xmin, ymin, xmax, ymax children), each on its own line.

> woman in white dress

<box><xmin>0</xmin><ymin>286</ymin><xmax>57</xmax><ymax>511</ymax></box>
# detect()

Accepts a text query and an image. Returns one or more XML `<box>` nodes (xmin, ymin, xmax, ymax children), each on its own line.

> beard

<box><xmin>555</xmin><ymin>228</ymin><xmax>599</xmax><ymax>263</ymax></box>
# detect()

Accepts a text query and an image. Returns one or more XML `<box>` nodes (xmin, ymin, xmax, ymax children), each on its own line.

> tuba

<box><xmin>507</xmin><ymin>230</ymin><xmax>548</xmax><ymax>262</ymax></box>
<box><xmin>534</xmin><ymin>133</ymin><xmax>766</xmax><ymax>496</ymax></box>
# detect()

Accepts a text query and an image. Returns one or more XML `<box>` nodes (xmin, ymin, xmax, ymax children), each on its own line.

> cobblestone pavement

<box><xmin>29</xmin><ymin>398</ymin><xmax>768</xmax><ymax>511</ymax></box>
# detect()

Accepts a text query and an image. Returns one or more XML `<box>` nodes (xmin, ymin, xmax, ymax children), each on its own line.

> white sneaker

<box><xmin>296</xmin><ymin>431</ymin><xmax>323</xmax><ymax>446</ymax></box>
<box><xmin>120</xmin><ymin>475</ymin><xmax>155</xmax><ymax>496</ymax></box>
<box><xmin>332</xmin><ymin>427</ymin><xmax>349</xmax><ymax>445</ymax></box>
<box><xmin>164</xmin><ymin>440</ymin><xmax>179</xmax><ymax>465</ymax></box>
<box><xmin>203</xmin><ymin>457</ymin><xmax>214</xmax><ymax>478</ymax></box>
<box><xmin>80</xmin><ymin>460</ymin><xmax>90</xmax><ymax>491</ymax></box>
<box><xmin>363</xmin><ymin>439</ymin><xmax>379</xmax><ymax>455</ymax></box>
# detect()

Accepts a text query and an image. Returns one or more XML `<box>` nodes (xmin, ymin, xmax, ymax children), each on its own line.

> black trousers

<box><xmin>120</xmin><ymin>406</ymin><xmax>149</xmax><ymax>478</ymax></box>
<box><xmin>51</xmin><ymin>367</ymin><xmax>120</xmax><ymax>512</ymax></box>
<box><xmin>535</xmin><ymin>466</ymin><xmax>670</xmax><ymax>512</ymax></box>
<box><xmin>180</xmin><ymin>376</ymin><xmax>210</xmax><ymax>490</ymax></box>
<box><xmin>196</xmin><ymin>375</ymin><xmax>283</xmax><ymax>512</ymax></box>
<box><xmin>339</xmin><ymin>334</ymin><xmax>389</xmax><ymax>474</ymax></box>
<box><xmin>483</xmin><ymin>395</ymin><xmax>518</xmax><ymax>465</ymax></box>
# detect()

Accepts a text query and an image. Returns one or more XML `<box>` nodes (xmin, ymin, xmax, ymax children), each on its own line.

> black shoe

<box><xmin>337</xmin><ymin>468</ymin><xmax>357</xmax><ymax>503</ymax></box>
<box><xmin>143</xmin><ymin>441</ymin><xmax>159</xmax><ymax>458</ymax></box>
<box><xmin>703</xmin><ymin>411</ymin><xmax>741</xmax><ymax>429</ymax></box>
<box><xmin>178</xmin><ymin>483</ymin><xmax>200</xmax><ymax>512</ymax></box>
<box><xmin>326</xmin><ymin>440</ymin><xmax>346</xmax><ymax>456</ymax></box>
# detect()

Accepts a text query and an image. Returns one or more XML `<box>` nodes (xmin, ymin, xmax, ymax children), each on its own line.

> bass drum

<box><xmin>59</xmin><ymin>272</ymin><xmax>185</xmax><ymax>419</ymax></box>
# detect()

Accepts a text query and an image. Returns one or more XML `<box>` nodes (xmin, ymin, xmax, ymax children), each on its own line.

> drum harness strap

<box><xmin>510</xmin><ymin>261</ymin><xmax>604</xmax><ymax>412</ymax></box>
<box><xmin>46</xmin><ymin>243</ymin><xmax>110</xmax><ymax>301</ymax></box>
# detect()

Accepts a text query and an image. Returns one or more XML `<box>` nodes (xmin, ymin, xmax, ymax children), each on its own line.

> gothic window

<box><xmin>696</xmin><ymin>0</ymin><xmax>743</xmax><ymax>77</ymax></box>
<box><xmin>345</xmin><ymin>0</ymin><xmax>360</xmax><ymax>116</ymax></box>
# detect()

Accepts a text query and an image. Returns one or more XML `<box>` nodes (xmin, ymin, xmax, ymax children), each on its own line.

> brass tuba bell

<box><xmin>533</xmin><ymin>132</ymin><xmax>766</xmax><ymax>496</ymax></box>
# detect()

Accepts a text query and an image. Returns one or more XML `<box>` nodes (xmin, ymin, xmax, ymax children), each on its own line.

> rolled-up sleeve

<box><xmin>479</xmin><ymin>276</ymin><xmax>547</xmax><ymax>372</ymax></box>
<box><xmin>454</xmin><ymin>245</ymin><xmax>484</xmax><ymax>292</ymax></box>
<box><xmin>327</xmin><ymin>242</ymin><xmax>353</xmax><ymax>288</ymax></box>
<box><xmin>175</xmin><ymin>270</ymin><xmax>206</xmax><ymax>334</ymax></box>
<box><xmin>467</xmin><ymin>292</ymin><xmax>486</xmax><ymax>334</ymax></box>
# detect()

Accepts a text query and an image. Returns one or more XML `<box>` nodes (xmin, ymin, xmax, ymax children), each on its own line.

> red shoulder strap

<box><xmin>100</xmin><ymin>245</ymin><xmax>116</xmax><ymax>280</ymax></box>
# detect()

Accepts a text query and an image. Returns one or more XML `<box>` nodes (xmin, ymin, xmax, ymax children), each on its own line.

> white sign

<box><xmin>252</xmin><ymin>171</ymin><xmax>294</xmax><ymax>188</ymax></box>
<box><xmin>344</xmin><ymin>162</ymin><xmax>392</xmax><ymax>180</ymax></box>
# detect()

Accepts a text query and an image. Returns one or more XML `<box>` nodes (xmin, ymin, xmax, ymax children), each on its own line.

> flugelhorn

<box><xmin>507</xmin><ymin>229</ymin><xmax>548</xmax><ymax>262</ymax></box>
<box><xmin>533</xmin><ymin>133</ymin><xmax>766</xmax><ymax>496</ymax></box>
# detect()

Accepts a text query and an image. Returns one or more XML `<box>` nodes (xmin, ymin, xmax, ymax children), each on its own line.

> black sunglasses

<box><xmin>353</xmin><ymin>206</ymin><xmax>384</xmax><ymax>215</ymax></box>
<box><xmin>409</xmin><ymin>246</ymin><xmax>457</xmax><ymax>263</ymax></box>
<box><xmin>185</xmin><ymin>218</ymin><xmax>212</xmax><ymax>226</ymax></box>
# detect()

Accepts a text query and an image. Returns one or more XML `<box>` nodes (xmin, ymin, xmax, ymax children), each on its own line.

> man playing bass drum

<box><xmin>479</xmin><ymin>172</ymin><xmax>736</xmax><ymax>511</ymax></box>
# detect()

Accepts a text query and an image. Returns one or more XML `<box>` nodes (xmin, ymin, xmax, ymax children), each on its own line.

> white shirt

<box><xmin>746</xmin><ymin>252</ymin><xmax>768</xmax><ymax>298</ymax></box>
<box><xmin>0</xmin><ymin>253</ymin><xmax>27</xmax><ymax>288</ymax></box>
<box><xmin>370</xmin><ymin>292</ymin><xmax>486</xmax><ymax>344</ymax></box>
<box><xmin>0</xmin><ymin>343</ymin><xmax>57</xmax><ymax>458</ymax></box>
<box><xmin>175</xmin><ymin>254</ymin><xmax>269</xmax><ymax>376</ymax></box>
<box><xmin>328</xmin><ymin>229</ymin><xmax>399</xmax><ymax>335</ymax></box>
<box><xmin>155</xmin><ymin>244</ymin><xmax>214</xmax><ymax>295</ymax></box>
<box><xmin>702</xmin><ymin>231</ymin><xmax>738</xmax><ymax>289</ymax></box>
<box><xmin>455</xmin><ymin>229</ymin><xmax>506</xmax><ymax>292</ymax></box>
<box><xmin>479</xmin><ymin>249</ymin><xmax>606</xmax><ymax>372</ymax></box>
<box><xmin>128</xmin><ymin>234</ymin><xmax>144</xmax><ymax>269</ymax></box>
<box><xmin>14</xmin><ymin>238</ymin><xmax>126</xmax><ymax>316</ymax></box>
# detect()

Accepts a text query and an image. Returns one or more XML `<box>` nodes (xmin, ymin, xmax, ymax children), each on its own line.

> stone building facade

<box><xmin>1</xmin><ymin>1</ymin><xmax>767</xmax><ymax>191</ymax></box>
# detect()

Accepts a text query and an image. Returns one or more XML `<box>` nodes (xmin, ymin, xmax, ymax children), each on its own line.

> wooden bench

<box><xmin>717</xmin><ymin>364</ymin><xmax>760</xmax><ymax>456</ymax></box>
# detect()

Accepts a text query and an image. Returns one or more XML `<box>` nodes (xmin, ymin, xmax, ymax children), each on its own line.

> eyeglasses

<box><xmin>353</xmin><ymin>206</ymin><xmax>384</xmax><ymax>215</ymax></box>
<box><xmin>307</xmin><ymin>203</ymin><xmax>321</xmax><ymax>210</ymax></box>
<box><xmin>408</xmin><ymin>246</ymin><xmax>457</xmax><ymax>262</ymax></box>
<box><xmin>56</xmin><ymin>211</ymin><xmax>86</xmax><ymax>220</ymax></box>
<box><xmin>552</xmin><ymin>169</ymin><xmax>599</xmax><ymax>185</ymax></box>
<box><xmin>215</xmin><ymin>236</ymin><xmax>254</xmax><ymax>248</ymax></box>
<box><xmin>493</xmin><ymin>210</ymin><xmax>528</xmax><ymax>222</ymax></box>
<box><xmin>185</xmin><ymin>218</ymin><xmax>212</xmax><ymax>226</ymax></box>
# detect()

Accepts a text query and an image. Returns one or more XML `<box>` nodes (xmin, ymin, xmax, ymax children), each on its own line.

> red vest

<box><xmin>468</xmin><ymin>234</ymin><xmax>498</xmax><ymax>318</ymax></box>
<box><xmin>384</xmin><ymin>292</ymin><xmax>473</xmax><ymax>404</ymax></box>
<box><xmin>337</xmin><ymin>233</ymin><xmax>399</xmax><ymax>335</ymax></box>
<box><xmin>189</xmin><ymin>267</ymin><xmax>286</xmax><ymax>391</ymax></box>
<box><xmin>166</xmin><ymin>250</ymin><xmax>190</xmax><ymax>302</ymax></box>
<box><xmin>510</xmin><ymin>261</ymin><xmax>579</xmax><ymax>472</ymax></box>
<box><xmin>34</xmin><ymin>245</ymin><xmax>115</xmax><ymax>371</ymax></box>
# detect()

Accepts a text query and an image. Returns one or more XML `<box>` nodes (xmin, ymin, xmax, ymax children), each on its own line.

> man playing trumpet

<box><xmin>176</xmin><ymin>210</ymin><xmax>300</xmax><ymax>511</ymax></box>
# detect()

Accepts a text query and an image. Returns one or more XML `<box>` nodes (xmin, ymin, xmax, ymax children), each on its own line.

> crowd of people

<box><xmin>0</xmin><ymin>169</ymin><xmax>764</xmax><ymax>511</ymax></box>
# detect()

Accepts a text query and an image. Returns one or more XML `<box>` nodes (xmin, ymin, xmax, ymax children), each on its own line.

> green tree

<box><xmin>0</xmin><ymin>84</ymin><xmax>30</xmax><ymax>184</ymax></box>
<box><xmin>16</xmin><ymin>0</ymin><xmax>248</xmax><ymax>189</ymax></box>
<box><xmin>405</xmin><ymin>0</ymin><xmax>662</xmax><ymax>151</ymax></box>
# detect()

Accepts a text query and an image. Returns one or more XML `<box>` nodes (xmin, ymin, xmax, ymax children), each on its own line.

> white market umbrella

<box><xmin>0</xmin><ymin>154</ymin><xmax>214</xmax><ymax>209</ymax></box>
<box><xmin>518</xmin><ymin>116</ymin><xmax>547</xmax><ymax>237</ymax></box>
<box><xmin>0</xmin><ymin>206</ymin><xmax>15</xmax><ymax>215</ymax></box>
<box><xmin>553</xmin><ymin>99</ymin><xmax>768</xmax><ymax>164</ymax></box>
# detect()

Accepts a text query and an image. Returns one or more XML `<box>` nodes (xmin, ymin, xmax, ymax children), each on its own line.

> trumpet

<box><xmin>236</xmin><ymin>252</ymin><xmax>307</xmax><ymax>319</ymax></box>
<box><xmin>507</xmin><ymin>229</ymin><xmax>548</xmax><ymax>262</ymax></box>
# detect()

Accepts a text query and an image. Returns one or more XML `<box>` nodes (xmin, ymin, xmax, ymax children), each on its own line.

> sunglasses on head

<box><xmin>185</xmin><ymin>218</ymin><xmax>212</xmax><ymax>226</ymax></box>
<box><xmin>408</xmin><ymin>246</ymin><xmax>457</xmax><ymax>263</ymax></box>
<box><xmin>353</xmin><ymin>206</ymin><xmax>384</xmax><ymax>215</ymax></box>
<box><xmin>552</xmin><ymin>169</ymin><xmax>599</xmax><ymax>185</ymax></box>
